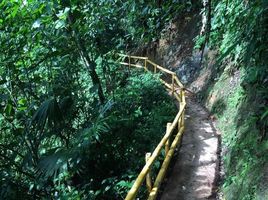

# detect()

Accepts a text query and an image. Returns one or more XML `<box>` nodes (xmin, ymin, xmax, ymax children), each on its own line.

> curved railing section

<box><xmin>118</xmin><ymin>54</ymin><xmax>186</xmax><ymax>200</ymax></box>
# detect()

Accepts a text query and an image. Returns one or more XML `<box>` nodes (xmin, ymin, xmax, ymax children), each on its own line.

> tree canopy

<box><xmin>1</xmin><ymin>0</ymin><xmax>267</xmax><ymax>199</ymax></box>
<box><xmin>0</xmin><ymin>0</ymin><xmax>187</xmax><ymax>199</ymax></box>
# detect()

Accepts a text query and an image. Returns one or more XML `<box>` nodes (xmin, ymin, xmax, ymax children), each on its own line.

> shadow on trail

<box><xmin>157</xmin><ymin>97</ymin><xmax>220</xmax><ymax>200</ymax></box>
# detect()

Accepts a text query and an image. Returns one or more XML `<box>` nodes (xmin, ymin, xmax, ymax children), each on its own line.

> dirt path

<box><xmin>159</xmin><ymin>96</ymin><xmax>220</xmax><ymax>200</ymax></box>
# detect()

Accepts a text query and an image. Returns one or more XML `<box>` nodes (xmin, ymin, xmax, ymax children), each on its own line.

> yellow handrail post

<box><xmin>165</xmin><ymin>123</ymin><xmax>172</xmax><ymax>156</ymax></box>
<box><xmin>172</xmin><ymin>74</ymin><xmax>175</xmax><ymax>96</ymax></box>
<box><xmin>178</xmin><ymin>115</ymin><xmax>181</xmax><ymax>131</ymax></box>
<box><xmin>144</xmin><ymin>59</ymin><xmax>148</xmax><ymax>71</ymax></box>
<box><xmin>145</xmin><ymin>153</ymin><xmax>152</xmax><ymax>193</ymax></box>
<box><xmin>128</xmin><ymin>55</ymin><xmax>131</xmax><ymax>73</ymax></box>
<box><xmin>179</xmin><ymin>108</ymin><xmax>184</xmax><ymax>129</ymax></box>
<box><xmin>180</xmin><ymin>89</ymin><xmax>183</xmax><ymax>103</ymax></box>
<box><xmin>179</xmin><ymin>89</ymin><xmax>185</xmax><ymax>128</ymax></box>
<box><xmin>181</xmin><ymin>89</ymin><xmax>186</xmax><ymax>127</ymax></box>
<box><xmin>154</xmin><ymin>65</ymin><xmax>157</xmax><ymax>73</ymax></box>
<box><xmin>182</xmin><ymin>88</ymin><xmax>186</xmax><ymax>103</ymax></box>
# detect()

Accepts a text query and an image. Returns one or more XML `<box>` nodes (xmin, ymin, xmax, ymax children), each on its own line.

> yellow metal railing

<box><xmin>118</xmin><ymin>54</ymin><xmax>186</xmax><ymax>200</ymax></box>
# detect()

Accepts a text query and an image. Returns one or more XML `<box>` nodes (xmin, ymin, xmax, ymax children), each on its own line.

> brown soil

<box><xmin>159</xmin><ymin>96</ymin><xmax>220</xmax><ymax>200</ymax></box>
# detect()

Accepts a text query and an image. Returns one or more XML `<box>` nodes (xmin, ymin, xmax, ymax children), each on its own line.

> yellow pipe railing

<box><xmin>118</xmin><ymin>54</ymin><xmax>186</xmax><ymax>200</ymax></box>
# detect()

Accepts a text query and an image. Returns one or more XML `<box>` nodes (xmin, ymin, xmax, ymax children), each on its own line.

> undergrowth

<box><xmin>198</xmin><ymin>58</ymin><xmax>268</xmax><ymax>200</ymax></box>
<box><xmin>195</xmin><ymin>1</ymin><xmax>268</xmax><ymax>199</ymax></box>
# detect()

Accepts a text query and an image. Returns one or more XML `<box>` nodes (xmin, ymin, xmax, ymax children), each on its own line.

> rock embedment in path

<box><xmin>160</xmin><ymin>96</ymin><xmax>220</xmax><ymax>200</ymax></box>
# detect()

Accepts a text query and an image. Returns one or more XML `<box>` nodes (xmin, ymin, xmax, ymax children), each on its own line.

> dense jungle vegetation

<box><xmin>0</xmin><ymin>0</ymin><xmax>187</xmax><ymax>199</ymax></box>
<box><xmin>0</xmin><ymin>0</ymin><xmax>267</xmax><ymax>199</ymax></box>
<box><xmin>198</xmin><ymin>0</ymin><xmax>268</xmax><ymax>199</ymax></box>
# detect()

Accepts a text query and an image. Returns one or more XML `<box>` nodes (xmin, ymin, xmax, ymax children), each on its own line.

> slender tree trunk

<box><xmin>67</xmin><ymin>12</ymin><xmax>105</xmax><ymax>104</ymax></box>
<box><xmin>158</xmin><ymin>0</ymin><xmax>162</xmax><ymax>7</ymax></box>
<box><xmin>200</xmin><ymin>0</ymin><xmax>211</xmax><ymax>65</ymax></box>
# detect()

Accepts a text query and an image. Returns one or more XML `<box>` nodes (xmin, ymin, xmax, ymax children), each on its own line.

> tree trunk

<box><xmin>67</xmin><ymin>12</ymin><xmax>105</xmax><ymax>104</ymax></box>
<box><xmin>200</xmin><ymin>0</ymin><xmax>211</xmax><ymax>65</ymax></box>
<box><xmin>158</xmin><ymin>0</ymin><xmax>162</xmax><ymax>7</ymax></box>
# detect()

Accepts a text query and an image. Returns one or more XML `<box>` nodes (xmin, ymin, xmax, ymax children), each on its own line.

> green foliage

<box><xmin>1</xmin><ymin>61</ymin><xmax>176</xmax><ymax>199</ymax></box>
<box><xmin>200</xmin><ymin>0</ymin><xmax>268</xmax><ymax>199</ymax></box>
<box><xmin>85</xmin><ymin>72</ymin><xmax>176</xmax><ymax>199</ymax></box>
<box><xmin>120</xmin><ymin>0</ymin><xmax>193</xmax><ymax>46</ymax></box>
<box><xmin>0</xmin><ymin>0</ymin><xmax>196</xmax><ymax>199</ymax></box>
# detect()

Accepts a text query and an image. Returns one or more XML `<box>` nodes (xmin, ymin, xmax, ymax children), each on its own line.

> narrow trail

<box><xmin>159</xmin><ymin>96</ymin><xmax>220</xmax><ymax>200</ymax></box>
<box><xmin>134</xmin><ymin>10</ymin><xmax>222</xmax><ymax>199</ymax></box>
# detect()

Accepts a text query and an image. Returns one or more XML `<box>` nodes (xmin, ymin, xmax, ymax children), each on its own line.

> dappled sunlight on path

<box><xmin>159</xmin><ymin>96</ymin><xmax>220</xmax><ymax>200</ymax></box>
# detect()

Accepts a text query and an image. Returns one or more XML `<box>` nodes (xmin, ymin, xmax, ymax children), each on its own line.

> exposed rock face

<box><xmin>149</xmin><ymin>12</ymin><xmax>205</xmax><ymax>86</ymax></box>
<box><xmin>175</xmin><ymin>50</ymin><xmax>202</xmax><ymax>84</ymax></box>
